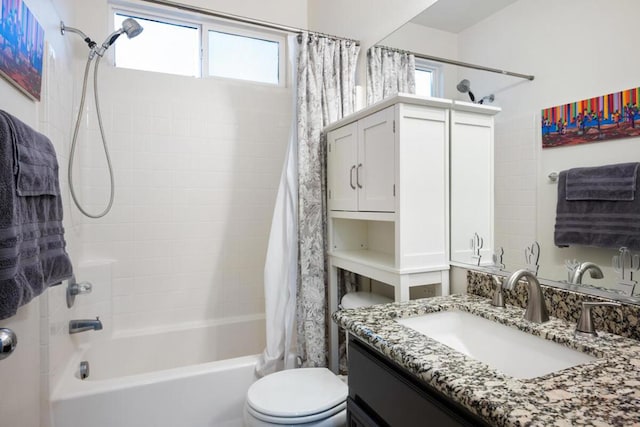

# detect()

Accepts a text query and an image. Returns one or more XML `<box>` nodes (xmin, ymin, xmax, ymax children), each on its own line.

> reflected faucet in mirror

<box><xmin>569</xmin><ymin>262</ymin><xmax>604</xmax><ymax>284</ymax></box>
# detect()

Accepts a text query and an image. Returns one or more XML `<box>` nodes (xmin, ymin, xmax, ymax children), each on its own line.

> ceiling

<box><xmin>410</xmin><ymin>0</ymin><xmax>517</xmax><ymax>33</ymax></box>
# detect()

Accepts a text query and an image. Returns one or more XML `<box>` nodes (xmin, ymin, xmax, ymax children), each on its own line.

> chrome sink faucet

<box><xmin>503</xmin><ymin>269</ymin><xmax>549</xmax><ymax>323</ymax></box>
<box><xmin>69</xmin><ymin>317</ymin><xmax>103</xmax><ymax>334</ymax></box>
<box><xmin>570</xmin><ymin>262</ymin><xmax>604</xmax><ymax>284</ymax></box>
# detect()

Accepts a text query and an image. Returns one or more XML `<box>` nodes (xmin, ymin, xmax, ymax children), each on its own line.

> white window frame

<box><xmin>109</xmin><ymin>3</ymin><xmax>287</xmax><ymax>87</ymax></box>
<box><xmin>202</xmin><ymin>22</ymin><xmax>287</xmax><ymax>88</ymax></box>
<box><xmin>415</xmin><ymin>57</ymin><xmax>443</xmax><ymax>98</ymax></box>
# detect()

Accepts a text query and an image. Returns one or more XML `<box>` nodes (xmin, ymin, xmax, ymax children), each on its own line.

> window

<box><xmin>414</xmin><ymin>58</ymin><xmax>442</xmax><ymax>98</ymax></box>
<box><xmin>208</xmin><ymin>30</ymin><xmax>280</xmax><ymax>85</ymax></box>
<box><xmin>112</xmin><ymin>9</ymin><xmax>285</xmax><ymax>86</ymax></box>
<box><xmin>114</xmin><ymin>13</ymin><xmax>201</xmax><ymax>77</ymax></box>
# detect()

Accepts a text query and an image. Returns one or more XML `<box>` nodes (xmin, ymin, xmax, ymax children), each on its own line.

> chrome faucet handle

<box><xmin>575</xmin><ymin>301</ymin><xmax>621</xmax><ymax>338</ymax></box>
<box><xmin>490</xmin><ymin>275</ymin><xmax>505</xmax><ymax>308</ymax></box>
<box><xmin>66</xmin><ymin>277</ymin><xmax>93</xmax><ymax>308</ymax></box>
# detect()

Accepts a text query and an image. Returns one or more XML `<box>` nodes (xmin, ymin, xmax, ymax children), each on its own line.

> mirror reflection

<box><xmin>375</xmin><ymin>0</ymin><xmax>640</xmax><ymax>303</ymax></box>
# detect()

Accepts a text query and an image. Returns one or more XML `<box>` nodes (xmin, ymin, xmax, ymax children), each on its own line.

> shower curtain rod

<box><xmin>412</xmin><ymin>50</ymin><xmax>535</xmax><ymax>81</ymax></box>
<box><xmin>138</xmin><ymin>0</ymin><xmax>359</xmax><ymax>44</ymax></box>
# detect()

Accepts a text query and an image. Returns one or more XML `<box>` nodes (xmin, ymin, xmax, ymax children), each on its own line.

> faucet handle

<box><xmin>66</xmin><ymin>277</ymin><xmax>94</xmax><ymax>308</ymax></box>
<box><xmin>490</xmin><ymin>275</ymin><xmax>505</xmax><ymax>308</ymax></box>
<box><xmin>575</xmin><ymin>301</ymin><xmax>621</xmax><ymax>338</ymax></box>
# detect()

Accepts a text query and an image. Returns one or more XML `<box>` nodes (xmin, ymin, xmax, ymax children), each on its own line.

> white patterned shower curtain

<box><xmin>366</xmin><ymin>46</ymin><xmax>416</xmax><ymax>105</ymax></box>
<box><xmin>257</xmin><ymin>32</ymin><xmax>360</xmax><ymax>374</ymax></box>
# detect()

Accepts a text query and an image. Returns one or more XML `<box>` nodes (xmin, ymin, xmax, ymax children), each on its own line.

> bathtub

<box><xmin>51</xmin><ymin>315</ymin><xmax>265</xmax><ymax>427</ymax></box>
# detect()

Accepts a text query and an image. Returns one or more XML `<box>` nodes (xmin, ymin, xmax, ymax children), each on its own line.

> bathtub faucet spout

<box><xmin>69</xmin><ymin>317</ymin><xmax>103</xmax><ymax>334</ymax></box>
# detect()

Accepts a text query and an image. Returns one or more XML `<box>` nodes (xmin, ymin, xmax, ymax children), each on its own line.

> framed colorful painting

<box><xmin>541</xmin><ymin>87</ymin><xmax>640</xmax><ymax>148</ymax></box>
<box><xmin>0</xmin><ymin>0</ymin><xmax>44</xmax><ymax>101</ymax></box>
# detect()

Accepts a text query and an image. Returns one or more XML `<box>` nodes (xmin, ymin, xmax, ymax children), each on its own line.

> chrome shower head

<box><xmin>103</xmin><ymin>18</ymin><xmax>144</xmax><ymax>48</ymax></box>
<box><xmin>456</xmin><ymin>79</ymin><xmax>475</xmax><ymax>102</ymax></box>
<box><xmin>456</xmin><ymin>79</ymin><xmax>471</xmax><ymax>93</ymax></box>
<box><xmin>122</xmin><ymin>18</ymin><xmax>144</xmax><ymax>39</ymax></box>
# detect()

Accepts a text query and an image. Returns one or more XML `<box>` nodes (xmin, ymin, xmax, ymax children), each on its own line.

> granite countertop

<box><xmin>333</xmin><ymin>294</ymin><xmax>640</xmax><ymax>427</ymax></box>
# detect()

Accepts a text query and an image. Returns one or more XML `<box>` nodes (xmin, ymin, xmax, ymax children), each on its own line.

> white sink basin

<box><xmin>397</xmin><ymin>310</ymin><xmax>596</xmax><ymax>379</ymax></box>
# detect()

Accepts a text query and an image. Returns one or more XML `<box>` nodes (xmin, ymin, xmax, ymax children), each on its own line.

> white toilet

<box><xmin>243</xmin><ymin>367</ymin><xmax>347</xmax><ymax>426</ymax></box>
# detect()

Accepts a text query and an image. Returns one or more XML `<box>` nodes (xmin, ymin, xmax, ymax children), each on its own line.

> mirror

<box><xmin>375</xmin><ymin>0</ymin><xmax>640</xmax><ymax>303</ymax></box>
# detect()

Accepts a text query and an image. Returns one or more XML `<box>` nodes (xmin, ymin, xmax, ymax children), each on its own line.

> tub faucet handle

<box><xmin>66</xmin><ymin>276</ymin><xmax>93</xmax><ymax>308</ymax></box>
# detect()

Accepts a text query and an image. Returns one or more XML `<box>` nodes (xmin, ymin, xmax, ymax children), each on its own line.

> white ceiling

<box><xmin>411</xmin><ymin>0</ymin><xmax>517</xmax><ymax>33</ymax></box>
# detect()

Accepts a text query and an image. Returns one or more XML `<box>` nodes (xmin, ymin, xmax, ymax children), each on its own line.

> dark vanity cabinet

<box><xmin>347</xmin><ymin>336</ymin><xmax>490</xmax><ymax>427</ymax></box>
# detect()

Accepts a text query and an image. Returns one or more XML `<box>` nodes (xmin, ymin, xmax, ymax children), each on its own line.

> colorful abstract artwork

<box><xmin>0</xmin><ymin>0</ymin><xmax>44</xmax><ymax>101</ymax></box>
<box><xmin>541</xmin><ymin>87</ymin><xmax>640</xmax><ymax>148</ymax></box>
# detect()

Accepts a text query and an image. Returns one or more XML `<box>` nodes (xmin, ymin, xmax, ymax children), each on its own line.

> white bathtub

<box><xmin>51</xmin><ymin>315</ymin><xmax>265</xmax><ymax>427</ymax></box>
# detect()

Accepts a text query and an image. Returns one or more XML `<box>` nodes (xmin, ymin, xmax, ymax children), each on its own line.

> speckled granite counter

<box><xmin>333</xmin><ymin>294</ymin><xmax>640</xmax><ymax>426</ymax></box>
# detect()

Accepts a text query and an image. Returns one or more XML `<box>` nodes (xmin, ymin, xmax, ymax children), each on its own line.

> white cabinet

<box><xmin>328</xmin><ymin>106</ymin><xmax>395</xmax><ymax>212</ymax></box>
<box><xmin>325</xmin><ymin>95</ymin><xmax>452</xmax><ymax>372</ymax></box>
<box><xmin>450</xmin><ymin>101</ymin><xmax>500</xmax><ymax>266</ymax></box>
<box><xmin>325</xmin><ymin>95</ymin><xmax>500</xmax><ymax>373</ymax></box>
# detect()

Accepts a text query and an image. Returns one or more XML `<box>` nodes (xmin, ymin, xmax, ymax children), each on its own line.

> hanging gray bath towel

<box><xmin>0</xmin><ymin>110</ymin><xmax>73</xmax><ymax>320</ymax></box>
<box><xmin>554</xmin><ymin>163</ymin><xmax>640</xmax><ymax>250</ymax></box>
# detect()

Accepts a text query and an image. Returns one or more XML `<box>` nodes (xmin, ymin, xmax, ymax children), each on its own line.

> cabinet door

<box><xmin>328</xmin><ymin>122</ymin><xmax>358</xmax><ymax>211</ymax></box>
<box><xmin>357</xmin><ymin>106</ymin><xmax>395</xmax><ymax>212</ymax></box>
<box><xmin>450</xmin><ymin>110</ymin><xmax>494</xmax><ymax>265</ymax></box>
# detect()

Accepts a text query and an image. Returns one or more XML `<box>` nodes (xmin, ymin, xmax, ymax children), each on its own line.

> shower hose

<box><xmin>68</xmin><ymin>54</ymin><xmax>115</xmax><ymax>218</ymax></box>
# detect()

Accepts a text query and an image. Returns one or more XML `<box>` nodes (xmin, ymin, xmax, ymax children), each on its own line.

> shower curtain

<box><xmin>257</xmin><ymin>32</ymin><xmax>359</xmax><ymax>374</ymax></box>
<box><xmin>366</xmin><ymin>46</ymin><xmax>416</xmax><ymax>105</ymax></box>
<box><xmin>296</xmin><ymin>33</ymin><xmax>359</xmax><ymax>367</ymax></box>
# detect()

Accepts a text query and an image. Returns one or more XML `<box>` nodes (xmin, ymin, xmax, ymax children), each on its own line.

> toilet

<box><xmin>243</xmin><ymin>367</ymin><xmax>348</xmax><ymax>426</ymax></box>
<box><xmin>244</xmin><ymin>292</ymin><xmax>391</xmax><ymax>426</ymax></box>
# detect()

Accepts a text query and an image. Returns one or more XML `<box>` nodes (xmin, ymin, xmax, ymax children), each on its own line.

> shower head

<box><xmin>456</xmin><ymin>79</ymin><xmax>471</xmax><ymax>93</ymax></box>
<box><xmin>122</xmin><ymin>18</ymin><xmax>144</xmax><ymax>39</ymax></box>
<box><xmin>103</xmin><ymin>18</ymin><xmax>144</xmax><ymax>48</ymax></box>
<box><xmin>456</xmin><ymin>79</ymin><xmax>475</xmax><ymax>102</ymax></box>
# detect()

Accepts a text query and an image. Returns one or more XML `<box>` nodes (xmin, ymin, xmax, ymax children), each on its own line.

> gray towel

<box><xmin>565</xmin><ymin>162</ymin><xmax>639</xmax><ymax>201</ymax></box>
<box><xmin>0</xmin><ymin>110</ymin><xmax>73</xmax><ymax>320</ymax></box>
<box><xmin>554</xmin><ymin>168</ymin><xmax>640</xmax><ymax>250</ymax></box>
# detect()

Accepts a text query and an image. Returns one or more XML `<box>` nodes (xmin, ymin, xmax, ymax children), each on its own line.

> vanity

<box><xmin>334</xmin><ymin>292</ymin><xmax>640</xmax><ymax>426</ymax></box>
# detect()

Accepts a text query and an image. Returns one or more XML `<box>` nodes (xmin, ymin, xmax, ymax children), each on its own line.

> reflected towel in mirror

<box><xmin>565</xmin><ymin>162</ymin><xmax>639</xmax><ymax>201</ymax></box>
<box><xmin>555</xmin><ymin>166</ymin><xmax>640</xmax><ymax>250</ymax></box>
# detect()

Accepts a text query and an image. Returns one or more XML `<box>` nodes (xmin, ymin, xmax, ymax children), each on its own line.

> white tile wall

<box><xmin>73</xmin><ymin>68</ymin><xmax>292</xmax><ymax>332</ymax></box>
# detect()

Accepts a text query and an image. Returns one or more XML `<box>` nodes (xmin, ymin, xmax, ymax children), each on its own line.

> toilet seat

<box><xmin>245</xmin><ymin>401</ymin><xmax>346</xmax><ymax>425</ymax></box>
<box><xmin>246</xmin><ymin>368</ymin><xmax>347</xmax><ymax>424</ymax></box>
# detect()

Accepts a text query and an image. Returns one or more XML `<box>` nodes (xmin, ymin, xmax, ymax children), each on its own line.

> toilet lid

<box><xmin>246</xmin><ymin>368</ymin><xmax>347</xmax><ymax>418</ymax></box>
